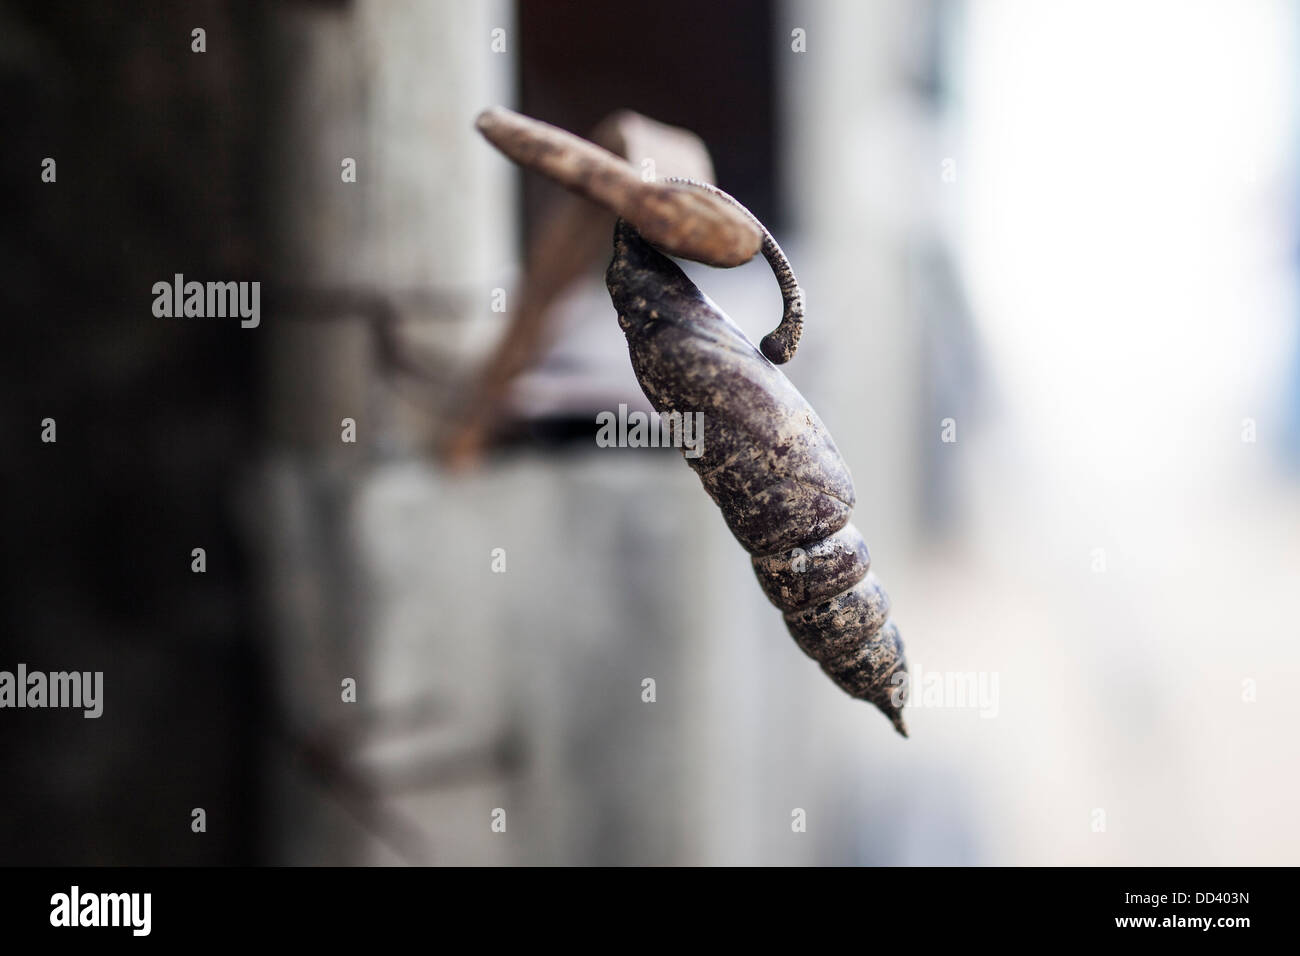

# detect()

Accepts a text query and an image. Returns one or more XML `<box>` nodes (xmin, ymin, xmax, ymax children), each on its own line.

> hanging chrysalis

<box><xmin>606</xmin><ymin>181</ymin><xmax>909</xmax><ymax>736</ymax></box>
<box><xmin>473</xmin><ymin>108</ymin><xmax>909</xmax><ymax>735</ymax></box>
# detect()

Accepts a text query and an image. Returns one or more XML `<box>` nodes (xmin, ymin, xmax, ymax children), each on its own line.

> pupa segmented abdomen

<box><xmin>606</xmin><ymin>219</ymin><xmax>909</xmax><ymax>735</ymax></box>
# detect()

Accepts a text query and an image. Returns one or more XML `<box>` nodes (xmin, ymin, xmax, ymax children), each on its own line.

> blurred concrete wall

<box><xmin>256</xmin><ymin>0</ymin><xmax>520</xmax><ymax>864</ymax></box>
<box><xmin>256</xmin><ymin>0</ymin><xmax>933</xmax><ymax>865</ymax></box>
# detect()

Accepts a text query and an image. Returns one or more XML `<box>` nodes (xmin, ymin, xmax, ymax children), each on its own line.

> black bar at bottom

<box><xmin>0</xmin><ymin>865</ymin><xmax>1279</xmax><ymax>943</ymax></box>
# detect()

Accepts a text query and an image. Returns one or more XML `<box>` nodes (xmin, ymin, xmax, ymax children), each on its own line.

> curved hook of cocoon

<box><xmin>473</xmin><ymin>107</ymin><xmax>805</xmax><ymax>362</ymax></box>
<box><xmin>661</xmin><ymin>177</ymin><xmax>804</xmax><ymax>365</ymax></box>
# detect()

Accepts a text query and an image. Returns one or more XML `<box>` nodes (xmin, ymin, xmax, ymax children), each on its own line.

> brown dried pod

<box><xmin>605</xmin><ymin>193</ymin><xmax>909</xmax><ymax>735</ymax></box>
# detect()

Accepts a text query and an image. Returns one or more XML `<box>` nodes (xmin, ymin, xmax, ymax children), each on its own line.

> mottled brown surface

<box><xmin>752</xmin><ymin>524</ymin><xmax>870</xmax><ymax>610</ymax></box>
<box><xmin>606</xmin><ymin>220</ymin><xmax>909</xmax><ymax>735</ymax></box>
